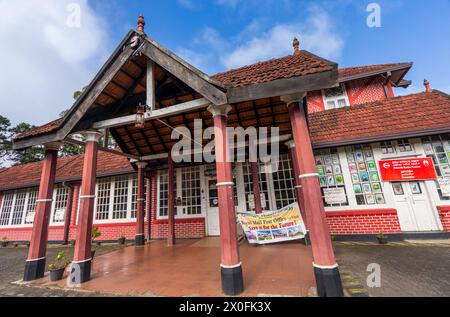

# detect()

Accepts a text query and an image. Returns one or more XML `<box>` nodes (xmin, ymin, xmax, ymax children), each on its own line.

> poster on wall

<box><xmin>438</xmin><ymin>177</ymin><xmax>450</xmax><ymax>197</ymax></box>
<box><xmin>323</xmin><ymin>188</ymin><xmax>347</xmax><ymax>205</ymax></box>
<box><xmin>237</xmin><ymin>203</ymin><xmax>306</xmax><ymax>245</ymax></box>
<box><xmin>378</xmin><ymin>158</ymin><xmax>438</xmax><ymax>182</ymax></box>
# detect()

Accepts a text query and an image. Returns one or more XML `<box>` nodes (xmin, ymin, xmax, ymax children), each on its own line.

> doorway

<box><xmin>205</xmin><ymin>176</ymin><xmax>220</xmax><ymax>236</ymax></box>
<box><xmin>392</xmin><ymin>181</ymin><xmax>441</xmax><ymax>232</ymax></box>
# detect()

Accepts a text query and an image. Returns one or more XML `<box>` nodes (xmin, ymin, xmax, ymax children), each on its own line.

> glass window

<box><xmin>181</xmin><ymin>166</ymin><xmax>202</xmax><ymax>216</ymax></box>
<box><xmin>0</xmin><ymin>193</ymin><xmax>14</xmax><ymax>226</ymax></box>
<box><xmin>10</xmin><ymin>191</ymin><xmax>26</xmax><ymax>225</ymax></box>
<box><xmin>315</xmin><ymin>148</ymin><xmax>349</xmax><ymax>207</ymax></box>
<box><xmin>24</xmin><ymin>189</ymin><xmax>38</xmax><ymax>224</ymax></box>
<box><xmin>130</xmin><ymin>176</ymin><xmax>138</xmax><ymax>219</ymax></box>
<box><xmin>346</xmin><ymin>144</ymin><xmax>386</xmax><ymax>205</ymax></box>
<box><xmin>323</xmin><ymin>85</ymin><xmax>349</xmax><ymax>110</ymax></box>
<box><xmin>397</xmin><ymin>139</ymin><xmax>414</xmax><ymax>153</ymax></box>
<box><xmin>243</xmin><ymin>162</ymin><xmax>270</xmax><ymax>212</ymax></box>
<box><xmin>96</xmin><ymin>178</ymin><xmax>111</xmax><ymax>220</ymax></box>
<box><xmin>112</xmin><ymin>175</ymin><xmax>129</xmax><ymax>219</ymax></box>
<box><xmin>52</xmin><ymin>185</ymin><xmax>68</xmax><ymax>223</ymax></box>
<box><xmin>422</xmin><ymin>134</ymin><xmax>450</xmax><ymax>200</ymax></box>
<box><xmin>271</xmin><ymin>154</ymin><xmax>296</xmax><ymax>209</ymax></box>
<box><xmin>380</xmin><ymin>141</ymin><xmax>396</xmax><ymax>154</ymax></box>
<box><xmin>158</xmin><ymin>170</ymin><xmax>177</xmax><ymax>217</ymax></box>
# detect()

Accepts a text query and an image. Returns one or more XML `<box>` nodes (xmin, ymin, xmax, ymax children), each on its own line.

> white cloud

<box><xmin>178</xmin><ymin>0</ymin><xmax>200</xmax><ymax>10</ymax></box>
<box><xmin>222</xmin><ymin>8</ymin><xmax>343</xmax><ymax>69</ymax></box>
<box><xmin>0</xmin><ymin>0</ymin><xmax>109</xmax><ymax>126</ymax></box>
<box><xmin>177</xmin><ymin>6</ymin><xmax>343</xmax><ymax>73</ymax></box>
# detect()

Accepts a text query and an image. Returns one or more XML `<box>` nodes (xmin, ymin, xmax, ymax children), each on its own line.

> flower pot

<box><xmin>49</xmin><ymin>268</ymin><xmax>65</xmax><ymax>282</ymax></box>
<box><xmin>2</xmin><ymin>242</ymin><xmax>8</xmax><ymax>248</ymax></box>
<box><xmin>118</xmin><ymin>237</ymin><xmax>125</xmax><ymax>245</ymax></box>
<box><xmin>377</xmin><ymin>237</ymin><xmax>388</xmax><ymax>245</ymax></box>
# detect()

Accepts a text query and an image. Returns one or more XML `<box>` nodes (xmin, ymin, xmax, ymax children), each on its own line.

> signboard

<box><xmin>378</xmin><ymin>158</ymin><xmax>438</xmax><ymax>182</ymax></box>
<box><xmin>438</xmin><ymin>177</ymin><xmax>450</xmax><ymax>197</ymax></box>
<box><xmin>237</xmin><ymin>203</ymin><xmax>307</xmax><ymax>245</ymax></box>
<box><xmin>323</xmin><ymin>188</ymin><xmax>347</xmax><ymax>205</ymax></box>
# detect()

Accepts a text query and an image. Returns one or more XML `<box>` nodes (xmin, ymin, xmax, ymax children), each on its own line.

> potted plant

<box><xmin>70</xmin><ymin>239</ymin><xmax>76</xmax><ymax>246</ymax></box>
<box><xmin>48</xmin><ymin>251</ymin><xmax>69</xmax><ymax>282</ymax></box>
<box><xmin>91</xmin><ymin>227</ymin><xmax>102</xmax><ymax>259</ymax></box>
<box><xmin>1</xmin><ymin>237</ymin><xmax>8</xmax><ymax>248</ymax></box>
<box><xmin>376</xmin><ymin>233</ymin><xmax>389</xmax><ymax>245</ymax></box>
<box><xmin>13</xmin><ymin>242</ymin><xmax>19</xmax><ymax>248</ymax></box>
<box><xmin>118</xmin><ymin>233</ymin><xmax>126</xmax><ymax>245</ymax></box>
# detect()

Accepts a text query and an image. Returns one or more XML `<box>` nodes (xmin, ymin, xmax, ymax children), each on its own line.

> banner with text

<box><xmin>237</xmin><ymin>203</ymin><xmax>307</xmax><ymax>245</ymax></box>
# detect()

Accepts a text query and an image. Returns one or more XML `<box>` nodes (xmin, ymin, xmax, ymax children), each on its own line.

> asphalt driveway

<box><xmin>334</xmin><ymin>242</ymin><xmax>450</xmax><ymax>297</ymax></box>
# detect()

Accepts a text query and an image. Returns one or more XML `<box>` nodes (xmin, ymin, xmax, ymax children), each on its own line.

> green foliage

<box><xmin>48</xmin><ymin>251</ymin><xmax>69</xmax><ymax>271</ymax></box>
<box><xmin>92</xmin><ymin>227</ymin><xmax>102</xmax><ymax>241</ymax></box>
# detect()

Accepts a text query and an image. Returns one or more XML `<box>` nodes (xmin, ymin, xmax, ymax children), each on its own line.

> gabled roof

<box><xmin>0</xmin><ymin>151</ymin><xmax>133</xmax><ymax>192</ymax></box>
<box><xmin>13</xmin><ymin>30</ymin><xmax>338</xmax><ymax>149</ymax></box>
<box><xmin>211</xmin><ymin>51</ymin><xmax>335</xmax><ymax>88</ymax></box>
<box><xmin>310</xmin><ymin>90</ymin><xmax>450</xmax><ymax>148</ymax></box>
<box><xmin>338</xmin><ymin>62</ymin><xmax>412</xmax><ymax>85</ymax></box>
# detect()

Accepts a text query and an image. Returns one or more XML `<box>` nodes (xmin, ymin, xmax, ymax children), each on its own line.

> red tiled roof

<box><xmin>338</xmin><ymin>63</ymin><xmax>411</xmax><ymax>80</ymax></box>
<box><xmin>14</xmin><ymin>118</ymin><xmax>63</xmax><ymax>141</ymax></box>
<box><xmin>0</xmin><ymin>151</ymin><xmax>133</xmax><ymax>191</ymax></box>
<box><xmin>310</xmin><ymin>90</ymin><xmax>450</xmax><ymax>147</ymax></box>
<box><xmin>211</xmin><ymin>51</ymin><xmax>335</xmax><ymax>88</ymax></box>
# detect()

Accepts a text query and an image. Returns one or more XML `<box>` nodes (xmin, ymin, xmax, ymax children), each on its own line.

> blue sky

<box><xmin>1</xmin><ymin>0</ymin><xmax>449</xmax><ymax>127</ymax></box>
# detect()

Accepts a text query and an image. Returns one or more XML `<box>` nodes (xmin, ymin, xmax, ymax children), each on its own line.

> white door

<box><xmin>392</xmin><ymin>182</ymin><xmax>441</xmax><ymax>232</ymax></box>
<box><xmin>206</xmin><ymin>177</ymin><xmax>220</xmax><ymax>236</ymax></box>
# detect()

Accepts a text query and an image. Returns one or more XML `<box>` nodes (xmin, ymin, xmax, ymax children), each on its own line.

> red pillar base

<box><xmin>221</xmin><ymin>264</ymin><xmax>244</xmax><ymax>296</ymax></box>
<box><xmin>314</xmin><ymin>265</ymin><xmax>344</xmax><ymax>297</ymax></box>
<box><xmin>23</xmin><ymin>258</ymin><xmax>46</xmax><ymax>281</ymax></box>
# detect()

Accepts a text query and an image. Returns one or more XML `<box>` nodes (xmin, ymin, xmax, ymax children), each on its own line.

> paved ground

<box><xmin>29</xmin><ymin>239</ymin><xmax>317</xmax><ymax>297</ymax></box>
<box><xmin>334</xmin><ymin>241</ymin><xmax>450</xmax><ymax>297</ymax></box>
<box><xmin>0</xmin><ymin>244</ymin><xmax>125</xmax><ymax>297</ymax></box>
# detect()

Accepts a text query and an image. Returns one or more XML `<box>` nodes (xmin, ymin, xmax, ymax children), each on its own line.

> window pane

<box><xmin>271</xmin><ymin>154</ymin><xmax>296</xmax><ymax>209</ymax></box>
<box><xmin>181</xmin><ymin>166</ymin><xmax>202</xmax><ymax>215</ymax></box>
<box><xmin>113</xmin><ymin>176</ymin><xmax>129</xmax><ymax>219</ymax></box>
<box><xmin>0</xmin><ymin>193</ymin><xmax>14</xmax><ymax>226</ymax></box>
<box><xmin>422</xmin><ymin>135</ymin><xmax>450</xmax><ymax>200</ymax></box>
<box><xmin>25</xmin><ymin>189</ymin><xmax>38</xmax><ymax>224</ymax></box>
<box><xmin>11</xmin><ymin>191</ymin><xmax>26</xmax><ymax>225</ymax></box>
<box><xmin>52</xmin><ymin>185</ymin><xmax>68</xmax><ymax>223</ymax></box>
<box><xmin>96</xmin><ymin>178</ymin><xmax>111</xmax><ymax>220</ymax></box>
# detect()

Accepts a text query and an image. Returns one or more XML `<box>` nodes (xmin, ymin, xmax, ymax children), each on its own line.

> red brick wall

<box><xmin>346</xmin><ymin>76</ymin><xmax>387</xmax><ymax>106</ymax></box>
<box><xmin>326</xmin><ymin>209</ymin><xmax>402</xmax><ymax>235</ymax></box>
<box><xmin>437</xmin><ymin>206</ymin><xmax>450</xmax><ymax>232</ymax></box>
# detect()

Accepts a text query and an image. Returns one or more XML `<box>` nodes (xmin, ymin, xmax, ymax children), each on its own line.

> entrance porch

<box><xmin>31</xmin><ymin>239</ymin><xmax>316</xmax><ymax>297</ymax></box>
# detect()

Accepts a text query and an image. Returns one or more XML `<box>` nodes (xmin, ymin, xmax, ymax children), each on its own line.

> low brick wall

<box><xmin>437</xmin><ymin>206</ymin><xmax>450</xmax><ymax>232</ymax></box>
<box><xmin>325</xmin><ymin>209</ymin><xmax>402</xmax><ymax>235</ymax></box>
<box><xmin>150</xmin><ymin>218</ymin><xmax>206</xmax><ymax>239</ymax></box>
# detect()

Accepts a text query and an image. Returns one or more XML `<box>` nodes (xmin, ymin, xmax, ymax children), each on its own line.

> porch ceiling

<box><xmin>110</xmin><ymin>96</ymin><xmax>293</xmax><ymax>166</ymax></box>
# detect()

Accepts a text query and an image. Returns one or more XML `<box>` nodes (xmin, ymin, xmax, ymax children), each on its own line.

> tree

<box><xmin>0</xmin><ymin>115</ymin><xmax>12</xmax><ymax>166</ymax></box>
<box><xmin>9</xmin><ymin>122</ymin><xmax>44</xmax><ymax>165</ymax></box>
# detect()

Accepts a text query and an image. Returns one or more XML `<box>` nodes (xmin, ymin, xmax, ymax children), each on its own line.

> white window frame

<box><xmin>322</xmin><ymin>84</ymin><xmax>350</xmax><ymax>110</ymax></box>
<box><xmin>0</xmin><ymin>188</ymin><xmax>40</xmax><ymax>228</ymax></box>
<box><xmin>49</xmin><ymin>185</ymin><xmax>69</xmax><ymax>226</ymax></box>
<box><xmin>157</xmin><ymin>166</ymin><xmax>206</xmax><ymax>220</ymax></box>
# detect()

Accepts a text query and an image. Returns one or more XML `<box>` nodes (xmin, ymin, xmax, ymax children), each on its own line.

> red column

<box><xmin>62</xmin><ymin>185</ymin><xmax>74</xmax><ymax>245</ymax></box>
<box><xmin>70</xmin><ymin>184</ymin><xmax>80</xmax><ymax>226</ymax></box>
<box><xmin>146</xmin><ymin>173</ymin><xmax>152</xmax><ymax>241</ymax></box>
<box><xmin>70</xmin><ymin>131</ymin><xmax>102</xmax><ymax>284</ymax></box>
<box><xmin>286</xmin><ymin>141</ymin><xmax>308</xmax><ymax>228</ymax></box>
<box><xmin>24</xmin><ymin>143</ymin><xmax>60</xmax><ymax>281</ymax></box>
<box><xmin>287</xmin><ymin>98</ymin><xmax>343</xmax><ymax>297</ymax></box>
<box><xmin>250</xmin><ymin>162</ymin><xmax>263</xmax><ymax>214</ymax></box>
<box><xmin>208</xmin><ymin>104</ymin><xmax>244</xmax><ymax>296</ymax></box>
<box><xmin>150</xmin><ymin>172</ymin><xmax>157</xmax><ymax>240</ymax></box>
<box><xmin>136</xmin><ymin>162</ymin><xmax>147</xmax><ymax>246</ymax></box>
<box><xmin>167</xmin><ymin>153</ymin><xmax>175</xmax><ymax>246</ymax></box>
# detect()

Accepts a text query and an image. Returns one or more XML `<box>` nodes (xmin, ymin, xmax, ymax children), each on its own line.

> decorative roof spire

<box><xmin>137</xmin><ymin>14</ymin><xmax>145</xmax><ymax>33</ymax></box>
<box><xmin>293</xmin><ymin>37</ymin><xmax>300</xmax><ymax>55</ymax></box>
<box><xmin>424</xmin><ymin>79</ymin><xmax>432</xmax><ymax>93</ymax></box>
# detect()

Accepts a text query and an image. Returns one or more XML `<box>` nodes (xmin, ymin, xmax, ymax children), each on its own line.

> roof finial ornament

<box><xmin>137</xmin><ymin>14</ymin><xmax>145</xmax><ymax>33</ymax></box>
<box><xmin>293</xmin><ymin>37</ymin><xmax>300</xmax><ymax>55</ymax></box>
<box><xmin>424</xmin><ymin>79</ymin><xmax>432</xmax><ymax>93</ymax></box>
